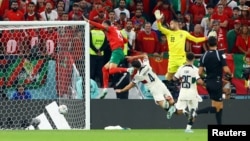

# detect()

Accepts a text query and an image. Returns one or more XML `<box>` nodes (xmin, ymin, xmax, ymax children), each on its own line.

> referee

<box><xmin>197</xmin><ymin>36</ymin><xmax>232</xmax><ymax>125</ymax></box>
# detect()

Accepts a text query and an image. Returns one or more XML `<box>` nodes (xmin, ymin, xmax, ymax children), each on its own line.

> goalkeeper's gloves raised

<box><xmin>154</xmin><ymin>10</ymin><xmax>163</xmax><ymax>20</ymax></box>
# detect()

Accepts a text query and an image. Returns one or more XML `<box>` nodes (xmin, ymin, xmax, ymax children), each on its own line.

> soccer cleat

<box><xmin>185</xmin><ymin>129</ymin><xmax>194</xmax><ymax>133</ymax></box>
<box><xmin>100</xmin><ymin>88</ymin><xmax>108</xmax><ymax>99</ymax></box>
<box><xmin>166</xmin><ymin>106</ymin><xmax>176</xmax><ymax>119</ymax></box>
<box><xmin>127</xmin><ymin>67</ymin><xmax>134</xmax><ymax>75</ymax></box>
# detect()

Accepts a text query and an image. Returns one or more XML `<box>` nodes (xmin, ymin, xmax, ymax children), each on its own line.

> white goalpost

<box><xmin>0</xmin><ymin>21</ymin><xmax>90</xmax><ymax>130</ymax></box>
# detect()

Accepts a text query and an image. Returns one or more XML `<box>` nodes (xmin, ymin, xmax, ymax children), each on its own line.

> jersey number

<box><xmin>148</xmin><ymin>73</ymin><xmax>155</xmax><ymax>82</ymax></box>
<box><xmin>181</xmin><ymin>75</ymin><xmax>191</xmax><ymax>88</ymax></box>
<box><xmin>170</xmin><ymin>36</ymin><xmax>175</xmax><ymax>42</ymax></box>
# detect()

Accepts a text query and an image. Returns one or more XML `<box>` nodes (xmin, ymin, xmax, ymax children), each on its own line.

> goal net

<box><xmin>0</xmin><ymin>21</ymin><xmax>90</xmax><ymax>130</ymax></box>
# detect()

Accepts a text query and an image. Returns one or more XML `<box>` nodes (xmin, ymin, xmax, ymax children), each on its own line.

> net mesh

<box><xmin>0</xmin><ymin>23</ymin><xmax>88</xmax><ymax>130</ymax></box>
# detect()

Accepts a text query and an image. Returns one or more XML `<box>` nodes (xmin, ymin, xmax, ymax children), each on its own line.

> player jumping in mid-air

<box><xmin>115</xmin><ymin>53</ymin><xmax>176</xmax><ymax>118</ymax></box>
<box><xmin>154</xmin><ymin>10</ymin><xmax>207</xmax><ymax>86</ymax></box>
<box><xmin>171</xmin><ymin>52</ymin><xmax>204</xmax><ymax>133</ymax></box>
<box><xmin>83</xmin><ymin>16</ymin><xmax>131</xmax><ymax>99</ymax></box>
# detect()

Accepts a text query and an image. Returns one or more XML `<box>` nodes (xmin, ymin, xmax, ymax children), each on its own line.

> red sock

<box><xmin>102</xmin><ymin>67</ymin><xmax>109</xmax><ymax>88</ymax></box>
<box><xmin>109</xmin><ymin>67</ymin><xmax>127</xmax><ymax>75</ymax></box>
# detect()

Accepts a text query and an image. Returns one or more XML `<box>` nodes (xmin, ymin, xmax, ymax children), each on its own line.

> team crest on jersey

<box><xmin>154</xmin><ymin>57</ymin><xmax>162</xmax><ymax>62</ymax></box>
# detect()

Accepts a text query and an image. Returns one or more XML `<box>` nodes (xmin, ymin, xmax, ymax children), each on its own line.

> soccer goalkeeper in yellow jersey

<box><xmin>154</xmin><ymin>10</ymin><xmax>208</xmax><ymax>82</ymax></box>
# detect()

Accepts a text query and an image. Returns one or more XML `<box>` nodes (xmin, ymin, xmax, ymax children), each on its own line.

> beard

<box><xmin>12</xmin><ymin>7</ymin><xmax>18</xmax><ymax>12</ymax></box>
<box><xmin>46</xmin><ymin>8</ymin><xmax>52</xmax><ymax>13</ymax></box>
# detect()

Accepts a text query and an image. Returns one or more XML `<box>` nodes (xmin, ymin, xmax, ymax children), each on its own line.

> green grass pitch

<box><xmin>0</xmin><ymin>129</ymin><xmax>207</xmax><ymax>141</ymax></box>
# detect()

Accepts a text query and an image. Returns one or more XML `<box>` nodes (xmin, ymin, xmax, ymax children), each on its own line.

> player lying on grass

<box><xmin>115</xmin><ymin>53</ymin><xmax>176</xmax><ymax>118</ymax></box>
<box><xmin>170</xmin><ymin>52</ymin><xmax>204</xmax><ymax>133</ymax></box>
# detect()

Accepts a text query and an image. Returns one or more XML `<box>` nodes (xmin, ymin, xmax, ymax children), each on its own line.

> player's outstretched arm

<box><xmin>154</xmin><ymin>10</ymin><xmax>170</xmax><ymax>35</ymax></box>
<box><xmin>186</xmin><ymin>32</ymin><xmax>207</xmax><ymax>43</ymax></box>
<box><xmin>115</xmin><ymin>82</ymin><xmax>136</xmax><ymax>93</ymax></box>
<box><xmin>126</xmin><ymin>53</ymin><xmax>148</xmax><ymax>62</ymax></box>
<box><xmin>83</xmin><ymin>15</ymin><xmax>107</xmax><ymax>31</ymax></box>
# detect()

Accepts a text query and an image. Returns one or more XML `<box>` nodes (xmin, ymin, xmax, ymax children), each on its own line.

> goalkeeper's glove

<box><xmin>154</xmin><ymin>10</ymin><xmax>163</xmax><ymax>20</ymax></box>
<box><xmin>208</xmin><ymin>30</ymin><xmax>217</xmax><ymax>38</ymax></box>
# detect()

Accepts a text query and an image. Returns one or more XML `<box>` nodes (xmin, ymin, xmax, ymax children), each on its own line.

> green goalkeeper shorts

<box><xmin>109</xmin><ymin>47</ymin><xmax>124</xmax><ymax>65</ymax></box>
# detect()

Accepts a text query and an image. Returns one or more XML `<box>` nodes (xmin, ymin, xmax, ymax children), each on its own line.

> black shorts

<box><xmin>206</xmin><ymin>79</ymin><xmax>223</xmax><ymax>101</ymax></box>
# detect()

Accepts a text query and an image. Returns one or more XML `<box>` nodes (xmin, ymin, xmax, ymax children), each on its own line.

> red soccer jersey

<box><xmin>190</xmin><ymin>4</ymin><xmax>206</xmax><ymax>24</ymax></box>
<box><xmin>188</xmin><ymin>32</ymin><xmax>205</xmax><ymax>54</ymax></box>
<box><xmin>136</xmin><ymin>30</ymin><xmax>159</xmax><ymax>54</ymax></box>
<box><xmin>89</xmin><ymin>9</ymin><xmax>98</xmax><ymax>21</ymax></box>
<box><xmin>216</xmin><ymin>28</ymin><xmax>228</xmax><ymax>52</ymax></box>
<box><xmin>24</xmin><ymin>12</ymin><xmax>41</xmax><ymax>21</ymax></box>
<box><xmin>0</xmin><ymin>0</ymin><xmax>9</xmax><ymax>18</ymax></box>
<box><xmin>228</xmin><ymin>18</ymin><xmax>240</xmax><ymax>30</ymax></box>
<box><xmin>37</xmin><ymin>6</ymin><xmax>45</xmax><ymax>13</ymax></box>
<box><xmin>90</xmin><ymin>20</ymin><xmax>124</xmax><ymax>51</ymax></box>
<box><xmin>1</xmin><ymin>30</ymin><xmax>23</xmax><ymax>54</ymax></box>
<box><xmin>158</xmin><ymin>42</ymin><xmax>168</xmax><ymax>53</ymax></box>
<box><xmin>211</xmin><ymin>13</ymin><xmax>229</xmax><ymax>31</ymax></box>
<box><xmin>68</xmin><ymin>11</ymin><xmax>83</xmax><ymax>21</ymax></box>
<box><xmin>214</xmin><ymin>6</ymin><xmax>233</xmax><ymax>19</ymax></box>
<box><xmin>236</xmin><ymin>35</ymin><xmax>250</xmax><ymax>55</ymax></box>
<box><xmin>131</xmin><ymin>16</ymin><xmax>146</xmax><ymax>29</ymax></box>
<box><xmin>4</xmin><ymin>10</ymin><xmax>24</xmax><ymax>21</ymax></box>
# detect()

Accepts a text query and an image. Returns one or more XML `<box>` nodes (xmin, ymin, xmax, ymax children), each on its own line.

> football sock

<box><xmin>102</xmin><ymin>67</ymin><xmax>109</xmax><ymax>88</ymax></box>
<box><xmin>196</xmin><ymin>106</ymin><xmax>216</xmax><ymax>114</ymax></box>
<box><xmin>186</xmin><ymin>124</ymin><xmax>192</xmax><ymax>130</ymax></box>
<box><xmin>163</xmin><ymin>100</ymin><xmax>170</xmax><ymax>111</ymax></box>
<box><xmin>109</xmin><ymin>67</ymin><xmax>127</xmax><ymax>74</ymax></box>
<box><xmin>215</xmin><ymin>109</ymin><xmax>223</xmax><ymax>125</ymax></box>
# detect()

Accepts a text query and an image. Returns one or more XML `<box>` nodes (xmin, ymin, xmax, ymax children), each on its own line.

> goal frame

<box><xmin>0</xmin><ymin>21</ymin><xmax>90</xmax><ymax>130</ymax></box>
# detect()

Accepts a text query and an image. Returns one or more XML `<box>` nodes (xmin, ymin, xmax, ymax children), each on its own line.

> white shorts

<box><xmin>175</xmin><ymin>98</ymin><xmax>198</xmax><ymax>111</ymax></box>
<box><xmin>148</xmin><ymin>82</ymin><xmax>172</xmax><ymax>102</ymax></box>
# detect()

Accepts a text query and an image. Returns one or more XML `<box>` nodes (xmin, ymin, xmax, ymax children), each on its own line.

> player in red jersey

<box><xmin>83</xmin><ymin>16</ymin><xmax>130</xmax><ymax>99</ymax></box>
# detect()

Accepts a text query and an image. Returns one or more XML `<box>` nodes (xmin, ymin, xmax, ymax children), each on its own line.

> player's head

<box><xmin>131</xmin><ymin>60</ymin><xmax>142</xmax><ymax>69</ymax></box>
<box><xmin>207</xmin><ymin>36</ymin><xmax>217</xmax><ymax>47</ymax></box>
<box><xmin>186</xmin><ymin>52</ymin><xmax>195</xmax><ymax>62</ymax></box>
<box><xmin>102</xmin><ymin>20</ymin><xmax>111</xmax><ymax>28</ymax></box>
<box><xmin>169</xmin><ymin>19</ymin><xmax>179</xmax><ymax>30</ymax></box>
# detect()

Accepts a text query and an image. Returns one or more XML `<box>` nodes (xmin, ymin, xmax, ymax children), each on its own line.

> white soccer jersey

<box><xmin>132</xmin><ymin>58</ymin><xmax>172</xmax><ymax>101</ymax></box>
<box><xmin>174</xmin><ymin>65</ymin><xmax>200</xmax><ymax>100</ymax></box>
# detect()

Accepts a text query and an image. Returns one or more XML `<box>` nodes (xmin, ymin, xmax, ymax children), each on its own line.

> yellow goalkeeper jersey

<box><xmin>157</xmin><ymin>21</ymin><xmax>206</xmax><ymax>58</ymax></box>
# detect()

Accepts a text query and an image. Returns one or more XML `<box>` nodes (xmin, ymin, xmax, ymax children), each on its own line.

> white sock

<box><xmin>163</xmin><ymin>100</ymin><xmax>169</xmax><ymax>109</ymax></box>
<box><xmin>186</xmin><ymin>124</ymin><xmax>192</xmax><ymax>130</ymax></box>
<box><xmin>103</xmin><ymin>88</ymin><xmax>107</xmax><ymax>92</ymax></box>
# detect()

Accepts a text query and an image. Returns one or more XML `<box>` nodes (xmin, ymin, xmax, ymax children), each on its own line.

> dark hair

<box><xmin>131</xmin><ymin>60</ymin><xmax>141</xmax><ymax>68</ymax></box>
<box><xmin>28</xmin><ymin>1</ymin><xmax>35</xmax><ymax>5</ymax></box>
<box><xmin>206</xmin><ymin>4</ymin><xmax>214</xmax><ymax>9</ymax></box>
<box><xmin>233</xmin><ymin>6</ymin><xmax>240</xmax><ymax>11</ymax></box>
<box><xmin>207</xmin><ymin>36</ymin><xmax>217</xmax><ymax>47</ymax></box>
<box><xmin>171</xmin><ymin>18</ymin><xmax>180</xmax><ymax>23</ymax></box>
<box><xmin>186</xmin><ymin>52</ymin><xmax>195</xmax><ymax>61</ymax></box>
<box><xmin>103</xmin><ymin>20</ymin><xmax>111</xmax><ymax>26</ymax></box>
